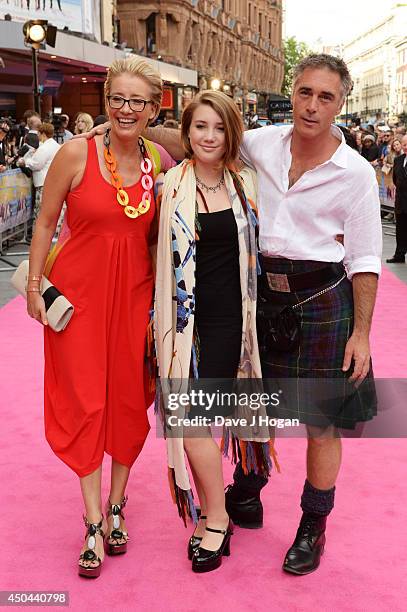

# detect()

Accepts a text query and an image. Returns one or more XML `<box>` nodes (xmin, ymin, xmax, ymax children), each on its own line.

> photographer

<box><xmin>50</xmin><ymin>113</ymin><xmax>68</xmax><ymax>145</ymax></box>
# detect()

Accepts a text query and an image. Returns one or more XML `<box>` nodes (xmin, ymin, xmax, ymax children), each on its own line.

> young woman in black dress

<box><xmin>155</xmin><ymin>91</ymin><xmax>265</xmax><ymax>573</ymax></box>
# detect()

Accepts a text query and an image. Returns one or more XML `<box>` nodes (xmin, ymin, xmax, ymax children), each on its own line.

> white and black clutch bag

<box><xmin>11</xmin><ymin>259</ymin><xmax>74</xmax><ymax>332</ymax></box>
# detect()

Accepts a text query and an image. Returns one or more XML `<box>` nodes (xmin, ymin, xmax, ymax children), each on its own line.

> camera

<box><xmin>50</xmin><ymin>113</ymin><xmax>65</xmax><ymax>144</ymax></box>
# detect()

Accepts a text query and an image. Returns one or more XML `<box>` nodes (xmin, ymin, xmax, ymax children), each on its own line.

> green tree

<box><xmin>282</xmin><ymin>37</ymin><xmax>312</xmax><ymax>97</ymax></box>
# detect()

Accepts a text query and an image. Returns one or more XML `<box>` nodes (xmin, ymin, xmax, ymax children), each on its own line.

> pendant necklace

<box><xmin>195</xmin><ymin>173</ymin><xmax>224</xmax><ymax>194</ymax></box>
<box><xmin>103</xmin><ymin>130</ymin><xmax>153</xmax><ymax>219</ymax></box>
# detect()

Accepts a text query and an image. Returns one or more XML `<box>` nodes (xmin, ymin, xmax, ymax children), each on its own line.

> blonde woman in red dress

<box><xmin>27</xmin><ymin>58</ymin><xmax>174</xmax><ymax>578</ymax></box>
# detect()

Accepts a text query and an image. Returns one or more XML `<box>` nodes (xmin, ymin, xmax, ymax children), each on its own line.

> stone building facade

<box><xmin>116</xmin><ymin>0</ymin><xmax>284</xmax><ymax>108</ymax></box>
<box><xmin>343</xmin><ymin>4</ymin><xmax>407</xmax><ymax>123</ymax></box>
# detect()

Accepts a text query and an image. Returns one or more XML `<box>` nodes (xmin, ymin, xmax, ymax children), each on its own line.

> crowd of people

<box><xmin>0</xmin><ymin>110</ymin><xmax>106</xmax><ymax>229</ymax></box>
<box><xmin>343</xmin><ymin>121</ymin><xmax>407</xmax><ymax>264</ymax></box>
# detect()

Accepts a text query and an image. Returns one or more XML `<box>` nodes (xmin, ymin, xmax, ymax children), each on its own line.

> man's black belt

<box><xmin>261</xmin><ymin>258</ymin><xmax>345</xmax><ymax>293</ymax></box>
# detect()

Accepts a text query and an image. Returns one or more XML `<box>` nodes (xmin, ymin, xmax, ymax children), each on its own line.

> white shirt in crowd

<box><xmin>240</xmin><ymin>124</ymin><xmax>382</xmax><ymax>279</ymax></box>
<box><xmin>25</xmin><ymin>137</ymin><xmax>60</xmax><ymax>188</ymax></box>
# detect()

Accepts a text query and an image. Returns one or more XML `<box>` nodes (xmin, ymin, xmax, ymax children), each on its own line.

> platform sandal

<box><xmin>78</xmin><ymin>516</ymin><xmax>105</xmax><ymax>578</ymax></box>
<box><xmin>105</xmin><ymin>495</ymin><xmax>129</xmax><ymax>556</ymax></box>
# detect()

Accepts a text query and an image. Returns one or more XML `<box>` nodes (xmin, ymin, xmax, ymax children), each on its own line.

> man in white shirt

<box><xmin>226</xmin><ymin>54</ymin><xmax>381</xmax><ymax>576</ymax></box>
<box><xmin>18</xmin><ymin>122</ymin><xmax>60</xmax><ymax>226</ymax></box>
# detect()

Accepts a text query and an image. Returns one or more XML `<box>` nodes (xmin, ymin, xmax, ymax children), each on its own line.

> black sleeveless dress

<box><xmin>195</xmin><ymin>208</ymin><xmax>242</xmax><ymax>378</ymax></box>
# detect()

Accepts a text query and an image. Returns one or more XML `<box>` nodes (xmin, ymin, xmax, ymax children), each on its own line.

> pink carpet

<box><xmin>1</xmin><ymin>266</ymin><xmax>406</xmax><ymax>611</ymax></box>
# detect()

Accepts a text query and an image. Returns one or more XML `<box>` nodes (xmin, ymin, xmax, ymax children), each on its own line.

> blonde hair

<box><xmin>181</xmin><ymin>90</ymin><xmax>243</xmax><ymax>167</ymax></box>
<box><xmin>104</xmin><ymin>57</ymin><xmax>163</xmax><ymax>123</ymax></box>
<box><xmin>75</xmin><ymin>112</ymin><xmax>94</xmax><ymax>134</ymax></box>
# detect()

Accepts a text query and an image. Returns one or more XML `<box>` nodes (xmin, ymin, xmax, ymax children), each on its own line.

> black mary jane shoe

<box><xmin>192</xmin><ymin>521</ymin><xmax>233</xmax><ymax>573</ymax></box>
<box><xmin>105</xmin><ymin>495</ymin><xmax>129</xmax><ymax>556</ymax></box>
<box><xmin>187</xmin><ymin>515</ymin><xmax>207</xmax><ymax>560</ymax></box>
<box><xmin>283</xmin><ymin>513</ymin><xmax>327</xmax><ymax>575</ymax></box>
<box><xmin>78</xmin><ymin>516</ymin><xmax>105</xmax><ymax>579</ymax></box>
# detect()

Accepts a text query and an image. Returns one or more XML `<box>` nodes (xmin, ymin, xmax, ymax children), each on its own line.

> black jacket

<box><xmin>393</xmin><ymin>154</ymin><xmax>407</xmax><ymax>214</ymax></box>
<box><xmin>361</xmin><ymin>143</ymin><xmax>379</xmax><ymax>162</ymax></box>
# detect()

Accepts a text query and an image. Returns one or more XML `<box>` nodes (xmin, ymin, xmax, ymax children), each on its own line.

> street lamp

<box><xmin>23</xmin><ymin>20</ymin><xmax>57</xmax><ymax>114</ymax></box>
<box><xmin>210</xmin><ymin>78</ymin><xmax>221</xmax><ymax>90</ymax></box>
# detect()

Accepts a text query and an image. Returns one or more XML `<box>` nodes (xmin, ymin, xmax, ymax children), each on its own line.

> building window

<box><xmin>146</xmin><ymin>13</ymin><xmax>156</xmax><ymax>55</ymax></box>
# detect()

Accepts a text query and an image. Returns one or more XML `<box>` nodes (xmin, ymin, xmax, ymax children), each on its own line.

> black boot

<box><xmin>283</xmin><ymin>513</ymin><xmax>327</xmax><ymax>575</ymax></box>
<box><xmin>224</xmin><ymin>462</ymin><xmax>268</xmax><ymax>529</ymax></box>
<box><xmin>225</xmin><ymin>484</ymin><xmax>263</xmax><ymax>529</ymax></box>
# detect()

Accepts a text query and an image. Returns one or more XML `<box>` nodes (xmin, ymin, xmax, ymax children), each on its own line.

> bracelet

<box><xmin>26</xmin><ymin>287</ymin><xmax>41</xmax><ymax>293</ymax></box>
<box><xmin>28</xmin><ymin>274</ymin><xmax>42</xmax><ymax>281</ymax></box>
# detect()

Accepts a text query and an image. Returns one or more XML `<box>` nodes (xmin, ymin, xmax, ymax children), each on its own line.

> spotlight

<box><xmin>23</xmin><ymin>20</ymin><xmax>57</xmax><ymax>49</ymax></box>
<box><xmin>23</xmin><ymin>20</ymin><xmax>58</xmax><ymax>114</ymax></box>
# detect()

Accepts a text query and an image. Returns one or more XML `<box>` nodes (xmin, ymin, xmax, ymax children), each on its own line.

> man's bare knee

<box><xmin>306</xmin><ymin>425</ymin><xmax>339</xmax><ymax>446</ymax></box>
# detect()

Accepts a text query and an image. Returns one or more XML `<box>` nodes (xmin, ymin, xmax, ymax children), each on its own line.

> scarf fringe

<box><xmin>220</xmin><ymin>429</ymin><xmax>281</xmax><ymax>477</ymax></box>
<box><xmin>154</xmin><ymin>380</ymin><xmax>161</xmax><ymax>416</ymax></box>
<box><xmin>167</xmin><ymin>467</ymin><xmax>198</xmax><ymax>527</ymax></box>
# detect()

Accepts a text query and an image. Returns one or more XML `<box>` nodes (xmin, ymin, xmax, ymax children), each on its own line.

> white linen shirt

<box><xmin>240</xmin><ymin>124</ymin><xmax>382</xmax><ymax>279</ymax></box>
<box><xmin>25</xmin><ymin>137</ymin><xmax>60</xmax><ymax>188</ymax></box>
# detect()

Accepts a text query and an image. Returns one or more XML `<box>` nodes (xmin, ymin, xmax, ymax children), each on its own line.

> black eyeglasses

<box><xmin>107</xmin><ymin>95</ymin><xmax>152</xmax><ymax>112</ymax></box>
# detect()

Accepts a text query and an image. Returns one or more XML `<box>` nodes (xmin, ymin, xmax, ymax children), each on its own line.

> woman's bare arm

<box><xmin>27</xmin><ymin>139</ymin><xmax>87</xmax><ymax>324</ymax></box>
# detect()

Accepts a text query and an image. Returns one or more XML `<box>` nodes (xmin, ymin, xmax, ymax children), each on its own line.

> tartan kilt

<box><xmin>257</xmin><ymin>259</ymin><xmax>377</xmax><ymax>430</ymax></box>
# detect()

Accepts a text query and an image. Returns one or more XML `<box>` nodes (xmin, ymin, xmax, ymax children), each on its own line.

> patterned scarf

<box><xmin>154</xmin><ymin>159</ymin><xmax>278</xmax><ymax>525</ymax></box>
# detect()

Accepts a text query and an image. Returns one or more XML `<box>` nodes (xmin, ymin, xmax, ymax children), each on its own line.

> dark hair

<box><xmin>337</xmin><ymin>126</ymin><xmax>358</xmax><ymax>150</ymax></box>
<box><xmin>293</xmin><ymin>53</ymin><xmax>353</xmax><ymax>99</ymax></box>
<box><xmin>22</xmin><ymin>109</ymin><xmax>40</xmax><ymax>122</ymax></box>
<box><xmin>94</xmin><ymin>114</ymin><xmax>108</xmax><ymax>127</ymax></box>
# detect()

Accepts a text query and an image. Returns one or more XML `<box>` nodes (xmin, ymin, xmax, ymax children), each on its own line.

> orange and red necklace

<box><xmin>103</xmin><ymin>132</ymin><xmax>153</xmax><ymax>219</ymax></box>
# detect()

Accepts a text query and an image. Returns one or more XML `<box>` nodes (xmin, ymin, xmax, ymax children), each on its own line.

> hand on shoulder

<box><xmin>71</xmin><ymin>122</ymin><xmax>111</xmax><ymax>140</ymax></box>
